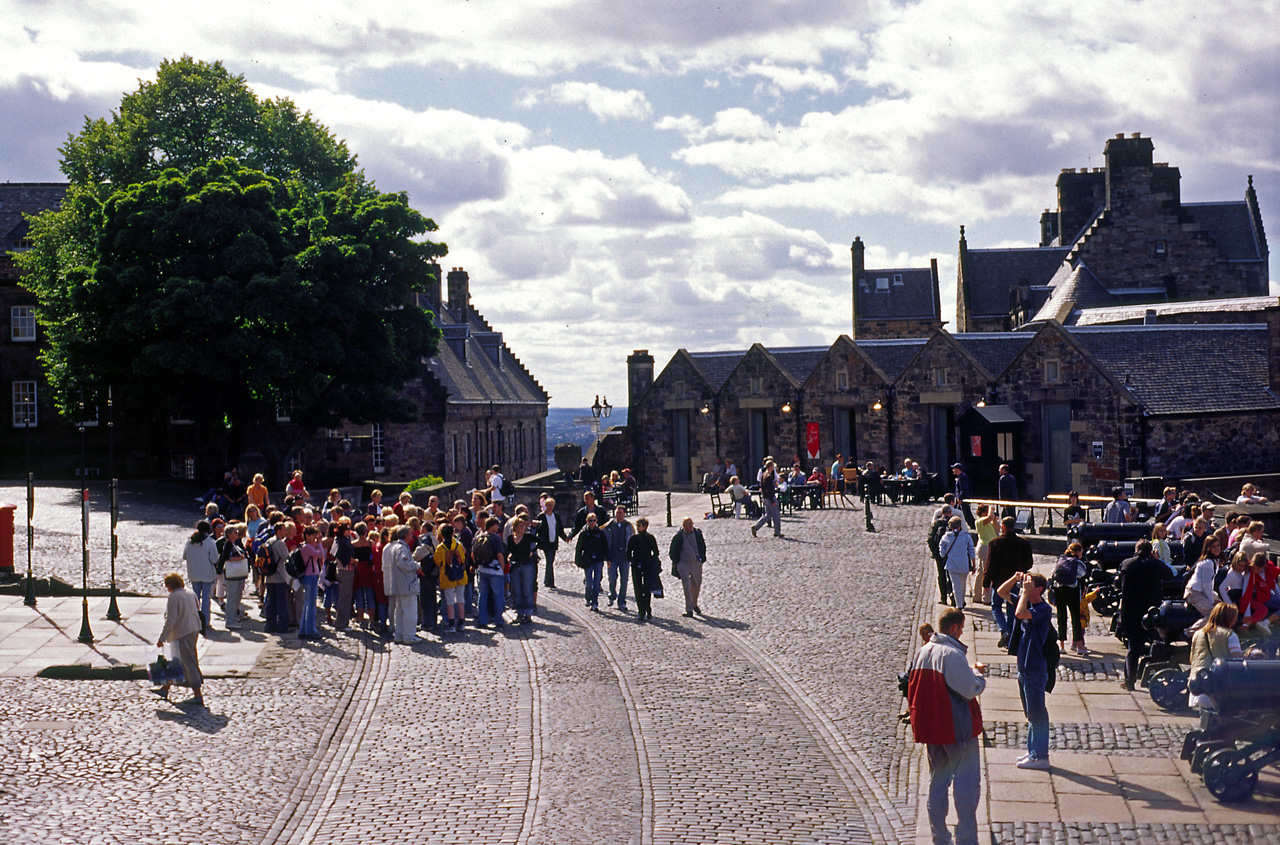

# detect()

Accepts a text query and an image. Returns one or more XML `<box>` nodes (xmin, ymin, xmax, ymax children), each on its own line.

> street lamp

<box><xmin>22</xmin><ymin>389</ymin><xmax>36</xmax><ymax>607</ymax></box>
<box><xmin>342</xmin><ymin>432</ymin><xmax>353</xmax><ymax>453</ymax></box>
<box><xmin>106</xmin><ymin>385</ymin><xmax>120</xmax><ymax>622</ymax></box>
<box><xmin>76</xmin><ymin>389</ymin><xmax>94</xmax><ymax>645</ymax></box>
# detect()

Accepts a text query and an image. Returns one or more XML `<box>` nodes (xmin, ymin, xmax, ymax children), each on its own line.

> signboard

<box><xmin>970</xmin><ymin>435</ymin><xmax>982</xmax><ymax>457</ymax></box>
<box><xmin>1092</xmin><ymin>440</ymin><xmax>1103</xmax><ymax>460</ymax></box>
<box><xmin>806</xmin><ymin>423</ymin><xmax>821</xmax><ymax>460</ymax></box>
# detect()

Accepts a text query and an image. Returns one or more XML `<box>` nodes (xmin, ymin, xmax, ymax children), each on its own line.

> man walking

<box><xmin>670</xmin><ymin>517</ymin><xmax>707</xmax><ymax>618</ymax></box>
<box><xmin>751</xmin><ymin>460</ymin><xmax>782</xmax><ymax>538</ymax></box>
<box><xmin>1118</xmin><ymin>539</ymin><xmax>1167</xmax><ymax>688</ymax></box>
<box><xmin>984</xmin><ymin>516</ymin><xmax>1032</xmax><ymax>649</ymax></box>
<box><xmin>952</xmin><ymin>463</ymin><xmax>974</xmax><ymax>527</ymax></box>
<box><xmin>534</xmin><ymin>495</ymin><xmax>570</xmax><ymax>588</ymax></box>
<box><xmin>907</xmin><ymin>608</ymin><xmax>986</xmax><ymax>845</ymax></box>
<box><xmin>997</xmin><ymin>464</ymin><xmax>1018</xmax><ymax>520</ymax></box>
<box><xmin>574</xmin><ymin>512</ymin><xmax>610</xmax><ymax>610</ymax></box>
<box><xmin>603</xmin><ymin>504</ymin><xmax>634</xmax><ymax>612</ymax></box>
<box><xmin>926</xmin><ymin>505</ymin><xmax>955</xmax><ymax>605</ymax></box>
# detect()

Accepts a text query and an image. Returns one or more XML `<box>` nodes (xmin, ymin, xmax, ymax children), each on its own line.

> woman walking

<box><xmin>219</xmin><ymin>523</ymin><xmax>251</xmax><ymax>630</ymax></box>
<box><xmin>1052</xmin><ymin>541</ymin><xmax>1088</xmax><ymax>654</ymax></box>
<box><xmin>183</xmin><ymin>521</ymin><xmax>219</xmax><ymax>634</ymax></box>
<box><xmin>152</xmin><ymin>573</ymin><xmax>204</xmax><ymax>707</ymax></box>
<box><xmin>627</xmin><ymin>517</ymin><xmax>662</xmax><ymax>621</ymax></box>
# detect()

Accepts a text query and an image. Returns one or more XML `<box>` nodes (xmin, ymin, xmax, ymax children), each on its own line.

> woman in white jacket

<box><xmin>938</xmin><ymin>516</ymin><xmax>977</xmax><ymax>610</ymax></box>
<box><xmin>382</xmin><ymin>526</ymin><xmax>420</xmax><ymax>645</ymax></box>
<box><xmin>182</xmin><ymin>520</ymin><xmax>220</xmax><ymax>634</ymax></box>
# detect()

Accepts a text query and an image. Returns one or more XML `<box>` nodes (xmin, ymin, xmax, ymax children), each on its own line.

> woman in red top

<box><xmin>1240</xmin><ymin>552</ymin><xmax>1280</xmax><ymax>633</ymax></box>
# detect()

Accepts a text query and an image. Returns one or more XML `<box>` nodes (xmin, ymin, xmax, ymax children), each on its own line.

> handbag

<box><xmin>148</xmin><ymin>654</ymin><xmax>185</xmax><ymax>686</ymax></box>
<box><xmin>224</xmin><ymin>558</ymin><xmax>250</xmax><ymax>580</ymax></box>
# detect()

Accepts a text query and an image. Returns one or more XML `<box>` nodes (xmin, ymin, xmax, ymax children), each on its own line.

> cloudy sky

<box><xmin>4</xmin><ymin>0</ymin><xmax>1277</xmax><ymax>408</ymax></box>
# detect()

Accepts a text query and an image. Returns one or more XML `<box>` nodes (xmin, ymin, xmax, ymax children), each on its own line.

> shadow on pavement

<box><xmin>156</xmin><ymin>705</ymin><xmax>231</xmax><ymax>734</ymax></box>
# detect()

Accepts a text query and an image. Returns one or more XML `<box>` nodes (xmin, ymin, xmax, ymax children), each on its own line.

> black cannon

<box><xmin>1181</xmin><ymin>658</ymin><xmax>1280</xmax><ymax>802</ymax></box>
<box><xmin>1137</xmin><ymin>600</ymin><xmax>1202</xmax><ymax>710</ymax></box>
<box><xmin>1068</xmin><ymin>521</ymin><xmax>1157</xmax><ymax>546</ymax></box>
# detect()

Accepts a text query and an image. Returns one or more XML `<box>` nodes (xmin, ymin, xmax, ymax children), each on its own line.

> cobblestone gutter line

<box><xmin>262</xmin><ymin>634</ymin><xmax>387</xmax><ymax>845</ymax></box>
<box><xmin>990</xmin><ymin>821</ymin><xmax>1280</xmax><ymax>844</ymax></box>
<box><xmin>983</xmin><ymin>661</ymin><xmax>1123</xmax><ymax>682</ymax></box>
<box><xmin>544</xmin><ymin>594</ymin><xmax>654</xmax><ymax>845</ymax></box>
<box><xmin>514</xmin><ymin>624</ymin><xmax>544</xmax><ymax>845</ymax></box>
<box><xmin>983</xmin><ymin>721</ymin><xmax>1188</xmax><ymax>757</ymax></box>
<box><xmin>706</xmin><ymin>620</ymin><xmax>896</xmax><ymax>844</ymax></box>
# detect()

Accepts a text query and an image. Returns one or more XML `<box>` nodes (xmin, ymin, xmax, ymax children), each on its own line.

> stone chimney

<box><xmin>447</xmin><ymin>267</ymin><xmax>470</xmax><ymax>317</ymax></box>
<box><xmin>627</xmin><ymin>350</ymin><xmax>655</xmax><ymax>410</ymax></box>
<box><xmin>422</xmin><ymin>262</ymin><xmax>442</xmax><ymax>310</ymax></box>
<box><xmin>956</xmin><ymin>225</ymin><xmax>972</xmax><ymax>332</ymax></box>
<box><xmin>851</xmin><ymin>237</ymin><xmax>865</xmax><ymax>335</ymax></box>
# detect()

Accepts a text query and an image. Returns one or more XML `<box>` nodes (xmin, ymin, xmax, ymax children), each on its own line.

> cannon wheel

<box><xmin>1093</xmin><ymin>591</ymin><xmax>1119</xmax><ymax>616</ymax></box>
<box><xmin>1148</xmin><ymin>669</ymin><xmax>1188</xmax><ymax>711</ymax></box>
<box><xmin>1203</xmin><ymin>748</ymin><xmax>1259</xmax><ymax>803</ymax></box>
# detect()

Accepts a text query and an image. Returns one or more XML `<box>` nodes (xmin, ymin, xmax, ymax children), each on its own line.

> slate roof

<box><xmin>855</xmin><ymin>339</ymin><xmax>929</xmax><ymax>381</ymax></box>
<box><xmin>770</xmin><ymin>347</ymin><xmax>830</xmax><ymax>383</ymax></box>
<box><xmin>1073</xmin><ymin>295</ymin><xmax>1280</xmax><ymax>326</ymax></box>
<box><xmin>688</xmin><ymin>351</ymin><xmax>746</xmax><ymax>391</ymax></box>
<box><xmin>952</xmin><ymin>333</ymin><xmax>1035</xmax><ymax>378</ymax></box>
<box><xmin>425</xmin><ymin>305</ymin><xmax>548</xmax><ymax>405</ymax></box>
<box><xmin>965</xmin><ymin>247</ymin><xmax>1070</xmax><ymax>317</ymax></box>
<box><xmin>1032</xmin><ymin>262</ymin><xmax>1119</xmax><ymax>324</ymax></box>
<box><xmin>1066</xmin><ymin>325</ymin><xmax>1280</xmax><ymax>415</ymax></box>
<box><xmin>1184</xmin><ymin>202</ymin><xmax>1265</xmax><ymax>263</ymax></box>
<box><xmin>856</xmin><ymin>267</ymin><xmax>937</xmax><ymax>320</ymax></box>
<box><xmin>0</xmin><ymin>183</ymin><xmax>67</xmax><ymax>254</ymax></box>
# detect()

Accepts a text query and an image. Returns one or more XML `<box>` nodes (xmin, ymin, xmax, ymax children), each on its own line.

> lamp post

<box><xmin>700</xmin><ymin>399</ymin><xmax>721</xmax><ymax>461</ymax></box>
<box><xmin>342</xmin><ymin>432</ymin><xmax>353</xmax><ymax>453</ymax></box>
<box><xmin>76</xmin><ymin>389</ymin><xmax>94</xmax><ymax>645</ymax></box>
<box><xmin>22</xmin><ymin>390</ymin><xmax>36</xmax><ymax>607</ymax></box>
<box><xmin>106</xmin><ymin>386</ymin><xmax>120</xmax><ymax>622</ymax></box>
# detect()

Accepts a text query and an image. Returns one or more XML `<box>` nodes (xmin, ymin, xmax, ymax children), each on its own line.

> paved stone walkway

<box><xmin>1</xmin><ymin>485</ymin><xmax>1278</xmax><ymax>843</ymax></box>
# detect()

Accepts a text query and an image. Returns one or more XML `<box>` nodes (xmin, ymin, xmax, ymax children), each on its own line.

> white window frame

<box><xmin>371</xmin><ymin>423</ymin><xmax>386</xmax><ymax>474</ymax></box>
<box><xmin>11</xmin><ymin>306</ymin><xmax>36</xmax><ymax>342</ymax></box>
<box><xmin>836</xmin><ymin>370</ymin><xmax>849</xmax><ymax>390</ymax></box>
<box><xmin>12</xmin><ymin>381</ymin><xmax>37</xmax><ymax>428</ymax></box>
<box><xmin>933</xmin><ymin>367</ymin><xmax>948</xmax><ymax>389</ymax></box>
<box><xmin>892</xmin><ymin>273</ymin><xmax>903</xmax><ymax>285</ymax></box>
<box><xmin>875</xmin><ymin>277</ymin><xmax>890</xmax><ymax>291</ymax></box>
<box><xmin>1044</xmin><ymin>360</ymin><xmax>1061</xmax><ymax>384</ymax></box>
<box><xmin>750</xmin><ymin>377</ymin><xmax>763</xmax><ymax>395</ymax></box>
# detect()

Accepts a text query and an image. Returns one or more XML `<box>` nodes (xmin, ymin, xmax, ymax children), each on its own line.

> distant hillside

<box><xmin>546</xmin><ymin>406</ymin><xmax>628</xmax><ymax>466</ymax></box>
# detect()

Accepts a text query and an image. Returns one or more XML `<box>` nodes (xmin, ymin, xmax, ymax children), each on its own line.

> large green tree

<box><xmin>18</xmin><ymin>57</ymin><xmax>445</xmax><ymax>476</ymax></box>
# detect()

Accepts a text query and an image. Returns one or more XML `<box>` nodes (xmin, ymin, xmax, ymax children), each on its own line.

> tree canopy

<box><xmin>18</xmin><ymin>57</ymin><xmax>445</xmax><ymax>469</ymax></box>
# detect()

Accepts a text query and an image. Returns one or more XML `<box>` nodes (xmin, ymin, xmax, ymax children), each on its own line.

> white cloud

<box><xmin>519</xmin><ymin>81</ymin><xmax>652</xmax><ymax>121</ymax></box>
<box><xmin>740</xmin><ymin>61</ymin><xmax>840</xmax><ymax>95</ymax></box>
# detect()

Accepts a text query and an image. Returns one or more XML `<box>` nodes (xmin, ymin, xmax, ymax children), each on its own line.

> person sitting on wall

<box><xmin>1237</xmin><ymin>483</ymin><xmax>1270</xmax><ymax>505</ymax></box>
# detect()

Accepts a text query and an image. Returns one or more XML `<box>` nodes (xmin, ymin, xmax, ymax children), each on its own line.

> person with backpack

<box><xmin>473</xmin><ymin>518</ymin><xmax>508</xmax><ymax>628</ymax></box>
<box><xmin>263</xmin><ymin>521</ymin><xmax>295</xmax><ymax>634</ymax></box>
<box><xmin>998</xmin><ymin>571</ymin><xmax>1053</xmax><ymax>770</ymax></box>
<box><xmin>435</xmin><ymin>523</ymin><xmax>468</xmax><ymax>632</ymax></box>
<box><xmin>926</xmin><ymin>505</ymin><xmax>955</xmax><ymax>606</ymax></box>
<box><xmin>1052</xmin><ymin>541</ymin><xmax>1089</xmax><ymax>655</ymax></box>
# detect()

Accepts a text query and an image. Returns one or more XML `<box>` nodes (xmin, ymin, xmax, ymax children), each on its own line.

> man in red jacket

<box><xmin>907</xmin><ymin>608</ymin><xmax>987</xmax><ymax>845</ymax></box>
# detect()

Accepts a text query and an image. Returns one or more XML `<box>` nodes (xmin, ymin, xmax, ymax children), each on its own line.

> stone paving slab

<box><xmin>0</xmin><ymin>594</ymin><xmax>267</xmax><ymax>678</ymax></box>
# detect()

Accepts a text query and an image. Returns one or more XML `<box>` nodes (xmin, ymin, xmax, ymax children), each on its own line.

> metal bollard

<box><xmin>666</xmin><ymin>492</ymin><xmax>672</xmax><ymax>527</ymax></box>
<box><xmin>865</xmin><ymin>496</ymin><xmax>876</xmax><ymax>533</ymax></box>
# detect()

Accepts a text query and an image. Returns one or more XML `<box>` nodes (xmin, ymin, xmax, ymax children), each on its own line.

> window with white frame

<box><xmin>836</xmin><ymin>370</ymin><xmax>849</xmax><ymax>390</ymax></box>
<box><xmin>12</xmin><ymin>381</ymin><xmax>36</xmax><ymax>427</ymax></box>
<box><xmin>875</xmin><ymin>277</ymin><xmax>890</xmax><ymax>291</ymax></box>
<box><xmin>893</xmin><ymin>273</ymin><xmax>903</xmax><ymax>285</ymax></box>
<box><xmin>1044</xmin><ymin>360</ymin><xmax>1061</xmax><ymax>384</ymax></box>
<box><xmin>11</xmin><ymin>306</ymin><xmax>36</xmax><ymax>342</ymax></box>
<box><xmin>750</xmin><ymin>376</ymin><xmax>763</xmax><ymax>395</ymax></box>
<box><xmin>170</xmin><ymin>454</ymin><xmax>195</xmax><ymax>479</ymax></box>
<box><xmin>933</xmin><ymin>367</ymin><xmax>948</xmax><ymax>388</ymax></box>
<box><xmin>371</xmin><ymin>423</ymin><xmax>386</xmax><ymax>474</ymax></box>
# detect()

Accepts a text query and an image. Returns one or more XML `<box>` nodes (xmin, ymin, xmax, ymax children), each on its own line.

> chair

<box><xmin>825</xmin><ymin>477</ymin><xmax>840</xmax><ymax>508</ymax></box>
<box><xmin>841</xmin><ymin>468</ymin><xmax>859</xmax><ymax>506</ymax></box>
<box><xmin>708</xmin><ymin>490</ymin><xmax>728</xmax><ymax>517</ymax></box>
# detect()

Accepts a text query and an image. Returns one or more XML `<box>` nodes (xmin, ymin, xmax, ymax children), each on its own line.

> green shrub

<box><xmin>404</xmin><ymin>475</ymin><xmax>445</xmax><ymax>493</ymax></box>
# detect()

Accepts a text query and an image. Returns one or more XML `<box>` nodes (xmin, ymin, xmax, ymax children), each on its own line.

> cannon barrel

<box><xmin>1069</xmin><ymin>521</ymin><xmax>1158</xmax><ymax>545</ymax></box>
<box><xmin>1186</xmin><ymin>658</ymin><xmax>1280</xmax><ymax>710</ymax></box>
<box><xmin>1140</xmin><ymin>600</ymin><xmax>1201</xmax><ymax>642</ymax></box>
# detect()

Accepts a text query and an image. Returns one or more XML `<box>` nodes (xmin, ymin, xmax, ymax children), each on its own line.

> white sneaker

<box><xmin>1257</xmin><ymin>619</ymin><xmax>1272</xmax><ymax>635</ymax></box>
<box><xmin>1015</xmin><ymin>754</ymin><xmax>1032</xmax><ymax>765</ymax></box>
<box><xmin>1016</xmin><ymin>757</ymin><xmax>1051</xmax><ymax>770</ymax></box>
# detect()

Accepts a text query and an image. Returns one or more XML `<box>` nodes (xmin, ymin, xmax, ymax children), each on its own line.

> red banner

<box><xmin>970</xmin><ymin>436</ymin><xmax>982</xmax><ymax>457</ymax></box>
<box><xmin>807</xmin><ymin>423</ymin><xmax>821</xmax><ymax>460</ymax></box>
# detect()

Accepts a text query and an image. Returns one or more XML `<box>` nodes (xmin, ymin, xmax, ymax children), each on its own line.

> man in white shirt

<box><xmin>488</xmin><ymin>464</ymin><xmax>506</xmax><ymax>505</ymax></box>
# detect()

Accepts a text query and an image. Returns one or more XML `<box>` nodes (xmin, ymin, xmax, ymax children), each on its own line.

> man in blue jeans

<box><xmin>907</xmin><ymin>607</ymin><xmax>987</xmax><ymax>845</ymax></box>
<box><xmin>999</xmin><ymin>570</ymin><xmax>1052</xmax><ymax>770</ymax></box>
<box><xmin>574</xmin><ymin>512</ymin><xmax>610</xmax><ymax>610</ymax></box>
<box><xmin>473</xmin><ymin>518</ymin><xmax>507</xmax><ymax>629</ymax></box>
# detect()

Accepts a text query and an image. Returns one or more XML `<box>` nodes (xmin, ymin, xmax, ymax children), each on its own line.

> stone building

<box><xmin>628</xmin><ymin>315</ymin><xmax>1280</xmax><ymax>497</ymax></box>
<box><xmin>957</xmin><ymin>133</ymin><xmax>1269</xmax><ymax>332</ymax></box>
<box><xmin>850</xmin><ymin>236</ymin><xmax>943</xmax><ymax>339</ymax></box>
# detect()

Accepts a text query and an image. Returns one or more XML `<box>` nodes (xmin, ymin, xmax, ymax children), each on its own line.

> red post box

<box><xmin>0</xmin><ymin>503</ymin><xmax>15</xmax><ymax>574</ymax></box>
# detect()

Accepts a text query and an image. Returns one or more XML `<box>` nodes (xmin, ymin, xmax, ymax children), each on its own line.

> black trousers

<box><xmin>543</xmin><ymin>545</ymin><xmax>557</xmax><ymax>587</ymax></box>
<box><xmin>934</xmin><ymin>556</ymin><xmax>952</xmax><ymax>603</ymax></box>
<box><xmin>1056</xmin><ymin>583</ymin><xmax>1083</xmax><ymax>643</ymax></box>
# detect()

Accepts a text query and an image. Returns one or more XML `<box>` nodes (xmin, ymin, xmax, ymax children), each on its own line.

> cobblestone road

<box><xmin>4</xmin><ymin>486</ymin><xmax>1275</xmax><ymax>843</ymax></box>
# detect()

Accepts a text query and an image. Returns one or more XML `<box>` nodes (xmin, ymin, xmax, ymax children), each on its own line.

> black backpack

<box><xmin>285</xmin><ymin>548</ymin><xmax>306</xmax><ymax>579</ymax></box>
<box><xmin>258</xmin><ymin>540</ymin><xmax>279</xmax><ymax>578</ymax></box>
<box><xmin>472</xmin><ymin>534</ymin><xmax>496</xmax><ymax>568</ymax></box>
<box><xmin>500</xmin><ymin>476</ymin><xmax>515</xmax><ymax>498</ymax></box>
<box><xmin>1006</xmin><ymin>618</ymin><xmax>1061</xmax><ymax>693</ymax></box>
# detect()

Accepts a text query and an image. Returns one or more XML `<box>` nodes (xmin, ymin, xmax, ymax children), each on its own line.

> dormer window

<box><xmin>875</xmin><ymin>277</ymin><xmax>889</xmax><ymax>292</ymax></box>
<box><xmin>893</xmin><ymin>274</ymin><xmax>903</xmax><ymax>285</ymax></box>
<box><xmin>1154</xmin><ymin>240</ymin><xmax>1167</xmax><ymax>256</ymax></box>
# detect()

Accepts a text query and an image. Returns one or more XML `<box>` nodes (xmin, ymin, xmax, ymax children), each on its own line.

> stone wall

<box><xmin>797</xmin><ymin>338</ymin><xmax>889</xmax><ymax>467</ymax></box>
<box><xmin>890</xmin><ymin>336</ymin><xmax>985</xmax><ymax>472</ymax></box>
<box><xmin>1146</xmin><ymin>412</ymin><xmax>1280</xmax><ymax>479</ymax></box>
<box><xmin>854</xmin><ymin>317</ymin><xmax>941</xmax><ymax>340</ymax></box>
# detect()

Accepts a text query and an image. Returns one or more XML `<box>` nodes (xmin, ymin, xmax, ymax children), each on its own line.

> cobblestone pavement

<box><xmin>2</xmin><ymin>486</ymin><xmax>1278</xmax><ymax>844</ymax></box>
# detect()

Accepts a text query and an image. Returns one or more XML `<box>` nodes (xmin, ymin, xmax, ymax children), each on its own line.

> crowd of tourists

<box><xmin>161</xmin><ymin>468</ymin><xmax>712</xmax><ymax>699</ymax></box>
